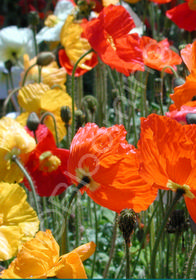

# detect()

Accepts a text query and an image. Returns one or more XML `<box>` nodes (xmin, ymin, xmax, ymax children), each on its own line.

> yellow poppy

<box><xmin>20</xmin><ymin>54</ymin><xmax>67</xmax><ymax>90</ymax></box>
<box><xmin>16</xmin><ymin>83</ymin><xmax>72</xmax><ymax>142</ymax></box>
<box><xmin>0</xmin><ymin>182</ymin><xmax>39</xmax><ymax>261</ymax></box>
<box><xmin>1</xmin><ymin>230</ymin><xmax>96</xmax><ymax>279</ymax></box>
<box><xmin>0</xmin><ymin>117</ymin><xmax>36</xmax><ymax>183</ymax></box>
<box><xmin>60</xmin><ymin>15</ymin><xmax>94</xmax><ymax>71</ymax></box>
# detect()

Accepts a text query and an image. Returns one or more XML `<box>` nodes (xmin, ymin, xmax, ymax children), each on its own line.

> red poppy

<box><xmin>166</xmin><ymin>0</ymin><xmax>196</xmax><ymax>32</ymax></box>
<box><xmin>166</xmin><ymin>101</ymin><xmax>196</xmax><ymax>124</ymax></box>
<box><xmin>18</xmin><ymin>0</ymin><xmax>46</xmax><ymax>13</ymax></box>
<box><xmin>68</xmin><ymin>123</ymin><xmax>157</xmax><ymax>213</ymax></box>
<box><xmin>84</xmin><ymin>4</ymin><xmax>144</xmax><ymax>76</ymax></box>
<box><xmin>149</xmin><ymin>0</ymin><xmax>172</xmax><ymax>3</ymax></box>
<box><xmin>140</xmin><ymin>36</ymin><xmax>182</xmax><ymax>73</ymax></box>
<box><xmin>137</xmin><ymin>113</ymin><xmax>196</xmax><ymax>222</ymax></box>
<box><xmin>24</xmin><ymin>124</ymin><xmax>71</xmax><ymax>196</ymax></box>
<box><xmin>58</xmin><ymin>49</ymin><xmax>98</xmax><ymax>77</ymax></box>
<box><xmin>170</xmin><ymin>41</ymin><xmax>196</xmax><ymax>108</ymax></box>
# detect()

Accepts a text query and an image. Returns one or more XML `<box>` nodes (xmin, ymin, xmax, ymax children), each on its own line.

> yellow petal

<box><xmin>71</xmin><ymin>241</ymin><xmax>96</xmax><ymax>262</ymax></box>
<box><xmin>18</xmin><ymin>83</ymin><xmax>50</xmax><ymax>113</ymax></box>
<box><xmin>53</xmin><ymin>252</ymin><xmax>87</xmax><ymax>279</ymax></box>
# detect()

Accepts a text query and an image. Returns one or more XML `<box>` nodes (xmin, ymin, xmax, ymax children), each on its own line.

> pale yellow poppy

<box><xmin>1</xmin><ymin>230</ymin><xmax>96</xmax><ymax>279</ymax></box>
<box><xmin>0</xmin><ymin>117</ymin><xmax>36</xmax><ymax>183</ymax></box>
<box><xmin>0</xmin><ymin>182</ymin><xmax>39</xmax><ymax>261</ymax></box>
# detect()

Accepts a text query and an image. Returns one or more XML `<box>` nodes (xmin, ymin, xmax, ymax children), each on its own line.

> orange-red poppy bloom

<box><xmin>170</xmin><ymin>41</ymin><xmax>196</xmax><ymax>108</ymax></box>
<box><xmin>84</xmin><ymin>4</ymin><xmax>144</xmax><ymax>76</ymax></box>
<box><xmin>137</xmin><ymin>113</ymin><xmax>196</xmax><ymax>223</ymax></box>
<box><xmin>149</xmin><ymin>0</ymin><xmax>172</xmax><ymax>3</ymax></box>
<box><xmin>140</xmin><ymin>36</ymin><xmax>182</xmax><ymax>73</ymax></box>
<box><xmin>24</xmin><ymin>124</ymin><xmax>71</xmax><ymax>196</ymax></box>
<box><xmin>166</xmin><ymin>0</ymin><xmax>196</xmax><ymax>32</ymax></box>
<box><xmin>68</xmin><ymin>123</ymin><xmax>157</xmax><ymax>213</ymax></box>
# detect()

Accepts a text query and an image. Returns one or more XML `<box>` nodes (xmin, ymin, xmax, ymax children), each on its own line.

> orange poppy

<box><xmin>84</xmin><ymin>4</ymin><xmax>144</xmax><ymax>76</ymax></box>
<box><xmin>68</xmin><ymin>123</ymin><xmax>157</xmax><ymax>213</ymax></box>
<box><xmin>140</xmin><ymin>36</ymin><xmax>182</xmax><ymax>73</ymax></box>
<box><xmin>170</xmin><ymin>41</ymin><xmax>196</xmax><ymax>108</ymax></box>
<box><xmin>166</xmin><ymin>0</ymin><xmax>196</xmax><ymax>32</ymax></box>
<box><xmin>137</xmin><ymin>113</ymin><xmax>196</xmax><ymax>223</ymax></box>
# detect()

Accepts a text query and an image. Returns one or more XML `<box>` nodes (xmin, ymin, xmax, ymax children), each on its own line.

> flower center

<box><xmin>167</xmin><ymin>180</ymin><xmax>195</xmax><ymax>199</ymax></box>
<box><xmin>188</xmin><ymin>0</ymin><xmax>196</xmax><ymax>10</ymax></box>
<box><xmin>106</xmin><ymin>33</ymin><xmax>116</xmax><ymax>51</ymax></box>
<box><xmin>44</xmin><ymin>15</ymin><xmax>60</xmax><ymax>27</ymax></box>
<box><xmin>39</xmin><ymin>151</ymin><xmax>61</xmax><ymax>172</ymax></box>
<box><xmin>75</xmin><ymin>167</ymin><xmax>100</xmax><ymax>192</ymax></box>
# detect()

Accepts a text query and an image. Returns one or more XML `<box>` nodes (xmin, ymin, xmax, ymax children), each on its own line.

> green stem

<box><xmin>103</xmin><ymin>213</ymin><xmax>118</xmax><ymax>278</ymax></box>
<box><xmin>12</xmin><ymin>155</ymin><xmax>42</xmax><ymax>229</ymax></box>
<box><xmin>21</xmin><ymin>63</ymin><xmax>37</xmax><ymax>87</ymax></box>
<box><xmin>173</xmin><ymin>232</ymin><xmax>180</xmax><ymax>279</ymax></box>
<box><xmin>90</xmin><ymin>202</ymin><xmax>98</xmax><ymax>279</ymax></box>
<box><xmin>125</xmin><ymin>242</ymin><xmax>130</xmax><ymax>279</ymax></box>
<box><xmin>40</xmin><ymin>112</ymin><xmax>59</xmax><ymax>147</ymax></box>
<box><xmin>71</xmin><ymin>49</ymin><xmax>93</xmax><ymax>139</ymax></box>
<box><xmin>38</xmin><ymin>65</ymin><xmax>42</xmax><ymax>83</ymax></box>
<box><xmin>61</xmin><ymin>176</ymin><xmax>90</xmax><ymax>254</ymax></box>
<box><xmin>3</xmin><ymin>87</ymin><xmax>20</xmax><ymax>115</ymax></box>
<box><xmin>150</xmin><ymin>190</ymin><xmax>183</xmax><ymax>278</ymax></box>
<box><xmin>186</xmin><ymin>242</ymin><xmax>196</xmax><ymax>279</ymax></box>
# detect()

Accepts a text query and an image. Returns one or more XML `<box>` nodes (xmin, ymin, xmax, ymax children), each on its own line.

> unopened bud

<box><xmin>4</xmin><ymin>60</ymin><xmax>13</xmax><ymax>72</ymax></box>
<box><xmin>61</xmin><ymin>106</ymin><xmax>71</xmax><ymax>124</ymax></box>
<box><xmin>27</xmin><ymin>112</ymin><xmax>40</xmax><ymax>132</ymax></box>
<box><xmin>36</xmin><ymin>52</ymin><xmax>55</xmax><ymax>66</ymax></box>
<box><xmin>118</xmin><ymin>209</ymin><xmax>136</xmax><ymax>247</ymax></box>
<box><xmin>82</xmin><ymin>95</ymin><xmax>98</xmax><ymax>114</ymax></box>
<box><xmin>75</xmin><ymin>109</ymin><xmax>85</xmax><ymax>131</ymax></box>
<box><xmin>28</xmin><ymin>11</ymin><xmax>40</xmax><ymax>26</ymax></box>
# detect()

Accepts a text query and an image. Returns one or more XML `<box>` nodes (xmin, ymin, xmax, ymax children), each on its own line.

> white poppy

<box><xmin>36</xmin><ymin>0</ymin><xmax>75</xmax><ymax>44</ymax></box>
<box><xmin>0</xmin><ymin>26</ymin><xmax>35</xmax><ymax>67</ymax></box>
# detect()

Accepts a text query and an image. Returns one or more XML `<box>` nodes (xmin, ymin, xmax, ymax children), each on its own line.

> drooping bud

<box><xmin>4</xmin><ymin>60</ymin><xmax>13</xmax><ymax>72</ymax></box>
<box><xmin>82</xmin><ymin>95</ymin><xmax>98</xmax><ymax>114</ymax></box>
<box><xmin>60</xmin><ymin>106</ymin><xmax>71</xmax><ymax>125</ymax></box>
<box><xmin>26</xmin><ymin>112</ymin><xmax>40</xmax><ymax>132</ymax></box>
<box><xmin>75</xmin><ymin>110</ymin><xmax>85</xmax><ymax>131</ymax></box>
<box><xmin>118</xmin><ymin>209</ymin><xmax>137</xmax><ymax>247</ymax></box>
<box><xmin>28</xmin><ymin>11</ymin><xmax>40</xmax><ymax>26</ymax></box>
<box><xmin>36</xmin><ymin>52</ymin><xmax>55</xmax><ymax>66</ymax></box>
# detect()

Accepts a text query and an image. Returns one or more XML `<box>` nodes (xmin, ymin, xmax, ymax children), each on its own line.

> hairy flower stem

<box><xmin>151</xmin><ymin>189</ymin><xmax>183</xmax><ymax>278</ymax></box>
<box><xmin>61</xmin><ymin>176</ymin><xmax>90</xmax><ymax>254</ymax></box>
<box><xmin>125</xmin><ymin>242</ymin><xmax>130</xmax><ymax>279</ymax></box>
<box><xmin>40</xmin><ymin>112</ymin><xmax>59</xmax><ymax>146</ymax></box>
<box><xmin>71</xmin><ymin>49</ymin><xmax>93</xmax><ymax>139</ymax></box>
<box><xmin>12</xmin><ymin>155</ymin><xmax>43</xmax><ymax>229</ymax></box>
<box><xmin>91</xmin><ymin>202</ymin><xmax>98</xmax><ymax>278</ymax></box>
<box><xmin>3</xmin><ymin>87</ymin><xmax>20</xmax><ymax>115</ymax></box>
<box><xmin>103</xmin><ymin>213</ymin><xmax>118</xmax><ymax>278</ymax></box>
<box><xmin>173</xmin><ymin>232</ymin><xmax>180</xmax><ymax>278</ymax></box>
<box><xmin>21</xmin><ymin>63</ymin><xmax>37</xmax><ymax>86</ymax></box>
<box><xmin>186</xmin><ymin>242</ymin><xmax>196</xmax><ymax>278</ymax></box>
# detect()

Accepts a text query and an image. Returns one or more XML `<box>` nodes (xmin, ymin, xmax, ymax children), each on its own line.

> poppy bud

<box><xmin>186</xmin><ymin>113</ymin><xmax>196</xmax><ymax>124</ymax></box>
<box><xmin>60</xmin><ymin>106</ymin><xmax>71</xmax><ymax>125</ymax></box>
<box><xmin>75</xmin><ymin>110</ymin><xmax>85</xmax><ymax>131</ymax></box>
<box><xmin>82</xmin><ymin>95</ymin><xmax>98</xmax><ymax>114</ymax></box>
<box><xmin>173</xmin><ymin>77</ymin><xmax>185</xmax><ymax>88</ymax></box>
<box><xmin>26</xmin><ymin>112</ymin><xmax>40</xmax><ymax>132</ymax></box>
<box><xmin>36</xmin><ymin>52</ymin><xmax>55</xmax><ymax>66</ymax></box>
<box><xmin>4</xmin><ymin>60</ymin><xmax>13</xmax><ymax>72</ymax></box>
<box><xmin>28</xmin><ymin>11</ymin><xmax>40</xmax><ymax>26</ymax></box>
<box><xmin>118</xmin><ymin>209</ymin><xmax>136</xmax><ymax>247</ymax></box>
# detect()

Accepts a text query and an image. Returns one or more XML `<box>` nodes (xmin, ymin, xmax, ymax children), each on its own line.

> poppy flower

<box><xmin>0</xmin><ymin>182</ymin><xmax>39</xmax><ymax>261</ymax></box>
<box><xmin>166</xmin><ymin>0</ymin><xmax>196</xmax><ymax>32</ymax></box>
<box><xmin>68</xmin><ymin>123</ymin><xmax>157</xmax><ymax>213</ymax></box>
<box><xmin>137</xmin><ymin>113</ymin><xmax>196</xmax><ymax>223</ymax></box>
<box><xmin>59</xmin><ymin>15</ymin><xmax>98</xmax><ymax>77</ymax></box>
<box><xmin>24</xmin><ymin>124</ymin><xmax>71</xmax><ymax>196</ymax></box>
<box><xmin>140</xmin><ymin>36</ymin><xmax>182</xmax><ymax>73</ymax></box>
<box><xmin>0</xmin><ymin>230</ymin><xmax>96</xmax><ymax>279</ymax></box>
<box><xmin>170</xmin><ymin>41</ymin><xmax>196</xmax><ymax>108</ymax></box>
<box><xmin>84</xmin><ymin>4</ymin><xmax>144</xmax><ymax>76</ymax></box>
<box><xmin>16</xmin><ymin>83</ymin><xmax>72</xmax><ymax>141</ymax></box>
<box><xmin>0</xmin><ymin>117</ymin><xmax>36</xmax><ymax>183</ymax></box>
<box><xmin>165</xmin><ymin>101</ymin><xmax>196</xmax><ymax>124</ymax></box>
<box><xmin>20</xmin><ymin>54</ymin><xmax>67</xmax><ymax>89</ymax></box>
<box><xmin>149</xmin><ymin>0</ymin><xmax>172</xmax><ymax>3</ymax></box>
<box><xmin>18</xmin><ymin>0</ymin><xmax>46</xmax><ymax>14</ymax></box>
